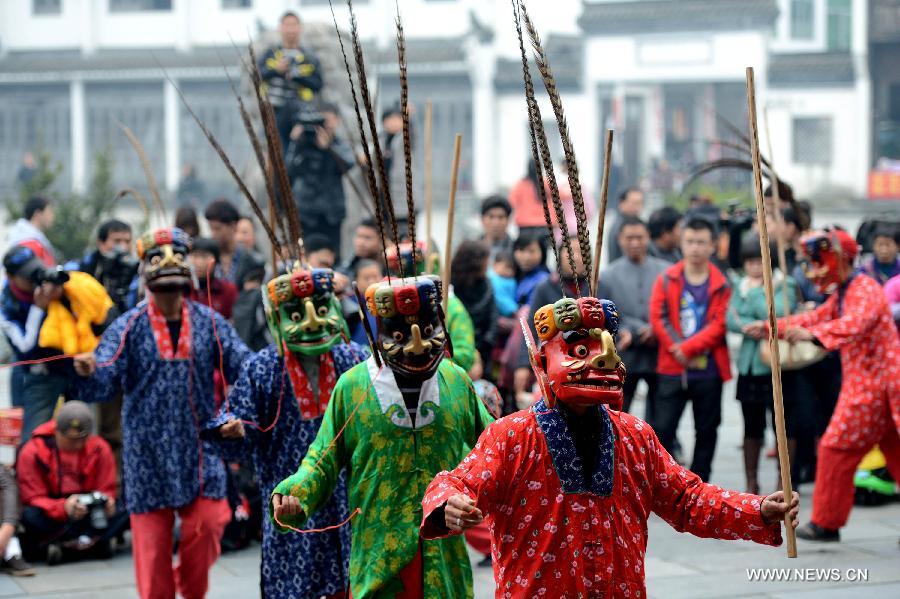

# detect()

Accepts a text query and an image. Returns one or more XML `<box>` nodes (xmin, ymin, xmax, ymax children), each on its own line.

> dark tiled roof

<box><xmin>494</xmin><ymin>34</ymin><xmax>583</xmax><ymax>93</ymax></box>
<box><xmin>578</xmin><ymin>0</ymin><xmax>779</xmax><ymax>34</ymax></box>
<box><xmin>374</xmin><ymin>37</ymin><xmax>467</xmax><ymax>66</ymax></box>
<box><xmin>768</xmin><ymin>52</ymin><xmax>855</xmax><ymax>87</ymax></box>
<box><xmin>0</xmin><ymin>46</ymin><xmax>236</xmax><ymax>76</ymax></box>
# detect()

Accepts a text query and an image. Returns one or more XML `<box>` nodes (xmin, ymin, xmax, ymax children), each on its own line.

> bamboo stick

<box><xmin>442</xmin><ymin>134</ymin><xmax>462</xmax><ymax>313</ymax></box>
<box><xmin>424</xmin><ymin>101</ymin><xmax>434</xmax><ymax>252</ymax></box>
<box><xmin>745</xmin><ymin>67</ymin><xmax>798</xmax><ymax>558</ymax></box>
<box><xmin>591</xmin><ymin>129</ymin><xmax>614</xmax><ymax>295</ymax></box>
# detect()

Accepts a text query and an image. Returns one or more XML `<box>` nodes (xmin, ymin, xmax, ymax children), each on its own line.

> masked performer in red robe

<box><xmin>420</xmin><ymin>294</ymin><xmax>799</xmax><ymax>597</ymax></box>
<box><xmin>746</xmin><ymin>229</ymin><xmax>900</xmax><ymax>542</ymax></box>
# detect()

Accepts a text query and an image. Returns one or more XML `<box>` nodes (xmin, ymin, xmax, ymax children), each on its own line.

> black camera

<box><xmin>96</xmin><ymin>249</ymin><xmax>140</xmax><ymax>301</ymax></box>
<box><xmin>294</xmin><ymin>105</ymin><xmax>326</xmax><ymax>145</ymax></box>
<box><xmin>76</xmin><ymin>491</ymin><xmax>110</xmax><ymax>529</ymax></box>
<box><xmin>31</xmin><ymin>265</ymin><xmax>70</xmax><ymax>287</ymax></box>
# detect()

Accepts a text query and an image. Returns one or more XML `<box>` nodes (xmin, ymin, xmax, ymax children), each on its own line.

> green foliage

<box><xmin>6</xmin><ymin>151</ymin><xmax>62</xmax><ymax>221</ymax></box>
<box><xmin>663</xmin><ymin>181</ymin><xmax>753</xmax><ymax>212</ymax></box>
<box><xmin>6</xmin><ymin>150</ymin><xmax>118</xmax><ymax>262</ymax></box>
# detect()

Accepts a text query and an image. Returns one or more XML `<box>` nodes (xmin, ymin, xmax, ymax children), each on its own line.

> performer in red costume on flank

<box><xmin>746</xmin><ymin>228</ymin><xmax>900</xmax><ymax>542</ymax></box>
<box><xmin>421</xmin><ymin>296</ymin><xmax>799</xmax><ymax>598</ymax></box>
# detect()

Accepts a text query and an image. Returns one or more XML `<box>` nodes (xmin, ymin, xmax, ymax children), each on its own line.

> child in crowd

<box><xmin>468</xmin><ymin>350</ymin><xmax>502</xmax><ymax>420</ymax></box>
<box><xmin>488</xmin><ymin>251</ymin><xmax>517</xmax><ymax>317</ymax></box>
<box><xmin>512</xmin><ymin>233</ymin><xmax>549</xmax><ymax>307</ymax></box>
<box><xmin>189</xmin><ymin>237</ymin><xmax>238</xmax><ymax>320</ymax></box>
<box><xmin>348</xmin><ymin>259</ymin><xmax>383</xmax><ymax>347</ymax></box>
<box><xmin>727</xmin><ymin>234</ymin><xmax>797</xmax><ymax>494</ymax></box>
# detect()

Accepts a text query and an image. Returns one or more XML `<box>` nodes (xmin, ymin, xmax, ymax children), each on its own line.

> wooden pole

<box><xmin>591</xmin><ymin>129</ymin><xmax>614</xmax><ymax>295</ymax></box>
<box><xmin>762</xmin><ymin>108</ymin><xmax>795</xmax><ymax>365</ymax></box>
<box><xmin>442</xmin><ymin>134</ymin><xmax>462</xmax><ymax>313</ymax></box>
<box><xmin>745</xmin><ymin>67</ymin><xmax>797</xmax><ymax>558</ymax></box>
<box><xmin>424</xmin><ymin>101</ymin><xmax>434</xmax><ymax>251</ymax></box>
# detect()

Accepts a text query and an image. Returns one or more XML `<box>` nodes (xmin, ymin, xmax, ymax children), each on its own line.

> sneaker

<box><xmin>46</xmin><ymin>542</ymin><xmax>63</xmax><ymax>566</ymax></box>
<box><xmin>795</xmin><ymin>522</ymin><xmax>840</xmax><ymax>542</ymax></box>
<box><xmin>1</xmin><ymin>555</ymin><xmax>35</xmax><ymax>577</ymax></box>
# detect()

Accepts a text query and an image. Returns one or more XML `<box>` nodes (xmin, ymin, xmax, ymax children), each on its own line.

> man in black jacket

<box><xmin>286</xmin><ymin>103</ymin><xmax>355</xmax><ymax>260</ymax></box>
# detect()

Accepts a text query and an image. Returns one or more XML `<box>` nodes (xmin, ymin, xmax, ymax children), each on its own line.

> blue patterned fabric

<box><xmin>72</xmin><ymin>300</ymin><xmax>249</xmax><ymax>514</ymax></box>
<box><xmin>531</xmin><ymin>398</ymin><xmax>615</xmax><ymax>496</ymax></box>
<box><xmin>214</xmin><ymin>341</ymin><xmax>368</xmax><ymax>599</ymax></box>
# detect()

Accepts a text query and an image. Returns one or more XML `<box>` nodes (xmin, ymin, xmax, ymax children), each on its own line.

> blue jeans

<box><xmin>20</xmin><ymin>368</ymin><xmax>68</xmax><ymax>443</ymax></box>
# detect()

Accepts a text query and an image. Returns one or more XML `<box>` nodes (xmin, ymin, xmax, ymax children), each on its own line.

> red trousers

<box><xmin>810</xmin><ymin>426</ymin><xmax>900</xmax><ymax>530</ymax></box>
<box><xmin>130</xmin><ymin>497</ymin><xmax>231</xmax><ymax>599</ymax></box>
<box><xmin>465</xmin><ymin>522</ymin><xmax>492</xmax><ymax>557</ymax></box>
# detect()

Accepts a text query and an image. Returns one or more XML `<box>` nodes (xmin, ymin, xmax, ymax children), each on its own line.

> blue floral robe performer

<box><xmin>73</xmin><ymin>227</ymin><xmax>250</xmax><ymax>599</ymax></box>
<box><xmin>210</xmin><ymin>267</ymin><xmax>367</xmax><ymax>598</ymax></box>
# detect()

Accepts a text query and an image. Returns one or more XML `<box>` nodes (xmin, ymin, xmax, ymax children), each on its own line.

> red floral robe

<box><xmin>777</xmin><ymin>274</ymin><xmax>900</xmax><ymax>451</ymax></box>
<box><xmin>421</xmin><ymin>401</ymin><xmax>782</xmax><ymax>598</ymax></box>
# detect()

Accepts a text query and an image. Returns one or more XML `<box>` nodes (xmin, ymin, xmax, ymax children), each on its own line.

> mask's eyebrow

<box><xmin>562</xmin><ymin>329</ymin><xmax>589</xmax><ymax>344</ymax></box>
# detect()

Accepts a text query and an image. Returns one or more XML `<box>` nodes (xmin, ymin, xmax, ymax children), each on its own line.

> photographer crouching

<box><xmin>16</xmin><ymin>401</ymin><xmax>126</xmax><ymax>565</ymax></box>
<box><xmin>285</xmin><ymin>102</ymin><xmax>356</xmax><ymax>260</ymax></box>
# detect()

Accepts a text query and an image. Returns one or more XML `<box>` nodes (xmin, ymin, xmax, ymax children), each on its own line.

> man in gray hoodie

<box><xmin>5</xmin><ymin>197</ymin><xmax>56</xmax><ymax>266</ymax></box>
<box><xmin>597</xmin><ymin>216</ymin><xmax>668</xmax><ymax>420</ymax></box>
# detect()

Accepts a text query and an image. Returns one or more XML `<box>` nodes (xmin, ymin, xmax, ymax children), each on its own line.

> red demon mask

<box><xmin>523</xmin><ymin>296</ymin><xmax>626</xmax><ymax>409</ymax></box>
<box><xmin>800</xmin><ymin>229</ymin><xmax>858</xmax><ymax>295</ymax></box>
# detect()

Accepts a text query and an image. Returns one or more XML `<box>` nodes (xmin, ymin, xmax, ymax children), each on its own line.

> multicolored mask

<box><xmin>366</xmin><ymin>275</ymin><xmax>446</xmax><ymax>381</ymax></box>
<box><xmin>800</xmin><ymin>229</ymin><xmax>858</xmax><ymax>295</ymax></box>
<box><xmin>523</xmin><ymin>296</ymin><xmax>625</xmax><ymax>409</ymax></box>
<box><xmin>386</xmin><ymin>241</ymin><xmax>427</xmax><ymax>277</ymax></box>
<box><xmin>136</xmin><ymin>227</ymin><xmax>193</xmax><ymax>292</ymax></box>
<box><xmin>385</xmin><ymin>241</ymin><xmax>440</xmax><ymax>277</ymax></box>
<box><xmin>263</xmin><ymin>268</ymin><xmax>349</xmax><ymax>356</ymax></box>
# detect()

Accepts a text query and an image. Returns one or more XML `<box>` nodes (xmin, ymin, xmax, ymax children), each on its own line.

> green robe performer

<box><xmin>272</xmin><ymin>274</ymin><xmax>492</xmax><ymax>598</ymax></box>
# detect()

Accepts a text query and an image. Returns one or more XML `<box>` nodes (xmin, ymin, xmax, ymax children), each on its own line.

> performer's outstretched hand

<box><xmin>444</xmin><ymin>494</ymin><xmax>483</xmax><ymax>532</ymax></box>
<box><xmin>760</xmin><ymin>490</ymin><xmax>800</xmax><ymax>527</ymax></box>
<box><xmin>272</xmin><ymin>493</ymin><xmax>304</xmax><ymax>521</ymax></box>
<box><xmin>73</xmin><ymin>352</ymin><xmax>96</xmax><ymax>377</ymax></box>
<box><xmin>220</xmin><ymin>419</ymin><xmax>245</xmax><ymax>439</ymax></box>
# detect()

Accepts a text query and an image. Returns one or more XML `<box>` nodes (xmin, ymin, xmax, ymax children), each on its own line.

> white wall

<box><xmin>766</xmin><ymin>86</ymin><xmax>868</xmax><ymax>196</ymax></box>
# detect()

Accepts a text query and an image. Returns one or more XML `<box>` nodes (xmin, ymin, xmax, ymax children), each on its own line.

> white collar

<box><xmin>366</xmin><ymin>356</ymin><xmax>441</xmax><ymax>429</ymax></box>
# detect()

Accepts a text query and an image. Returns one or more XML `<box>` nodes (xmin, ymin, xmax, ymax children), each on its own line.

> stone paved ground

<box><xmin>0</xmin><ymin>377</ymin><xmax>896</xmax><ymax>598</ymax></box>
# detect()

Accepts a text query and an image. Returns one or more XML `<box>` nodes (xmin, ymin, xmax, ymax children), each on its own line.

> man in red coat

<box><xmin>17</xmin><ymin>401</ymin><xmax>127</xmax><ymax>564</ymax></box>
<box><xmin>648</xmin><ymin>217</ymin><xmax>732</xmax><ymax>481</ymax></box>
<box><xmin>421</xmin><ymin>295</ymin><xmax>798</xmax><ymax>598</ymax></box>
<box><xmin>746</xmin><ymin>228</ymin><xmax>900</xmax><ymax>541</ymax></box>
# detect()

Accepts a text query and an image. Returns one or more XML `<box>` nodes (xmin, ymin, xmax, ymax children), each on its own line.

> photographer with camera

<box><xmin>78</xmin><ymin>220</ymin><xmax>139</xmax><ymax>317</ymax></box>
<box><xmin>1</xmin><ymin>246</ymin><xmax>70</xmax><ymax>441</ymax></box>
<box><xmin>16</xmin><ymin>401</ymin><xmax>125</xmax><ymax>565</ymax></box>
<box><xmin>286</xmin><ymin>102</ymin><xmax>356</xmax><ymax>259</ymax></box>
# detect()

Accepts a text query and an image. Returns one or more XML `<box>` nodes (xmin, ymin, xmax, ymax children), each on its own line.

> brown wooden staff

<box><xmin>442</xmin><ymin>134</ymin><xmax>463</xmax><ymax>313</ymax></box>
<box><xmin>745</xmin><ymin>66</ymin><xmax>798</xmax><ymax>558</ymax></box>
<box><xmin>591</xmin><ymin>129</ymin><xmax>614</xmax><ymax>295</ymax></box>
<box><xmin>424</xmin><ymin>101</ymin><xmax>434</xmax><ymax>251</ymax></box>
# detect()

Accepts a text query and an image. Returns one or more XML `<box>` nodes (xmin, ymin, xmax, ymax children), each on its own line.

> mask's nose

<box><xmin>588</xmin><ymin>330</ymin><xmax>622</xmax><ymax>371</ymax></box>
<box><xmin>299</xmin><ymin>299</ymin><xmax>325</xmax><ymax>333</ymax></box>
<box><xmin>159</xmin><ymin>245</ymin><xmax>180</xmax><ymax>267</ymax></box>
<box><xmin>403</xmin><ymin>324</ymin><xmax>429</xmax><ymax>356</ymax></box>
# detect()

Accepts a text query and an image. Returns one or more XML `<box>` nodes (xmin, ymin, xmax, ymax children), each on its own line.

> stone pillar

<box><xmin>70</xmin><ymin>79</ymin><xmax>87</xmax><ymax>194</ymax></box>
<box><xmin>164</xmin><ymin>79</ymin><xmax>181</xmax><ymax>193</ymax></box>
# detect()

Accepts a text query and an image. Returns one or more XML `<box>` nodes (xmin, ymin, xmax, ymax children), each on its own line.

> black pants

<box><xmin>655</xmin><ymin>376</ymin><xmax>723</xmax><ymax>482</ymax></box>
<box><xmin>622</xmin><ymin>371</ymin><xmax>658</xmax><ymax>425</ymax></box>
<box><xmin>21</xmin><ymin>505</ymin><xmax>129</xmax><ymax>562</ymax></box>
